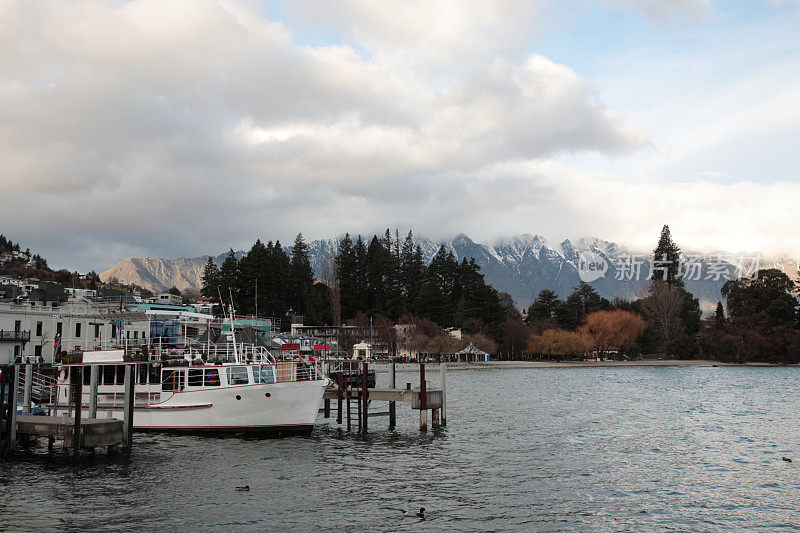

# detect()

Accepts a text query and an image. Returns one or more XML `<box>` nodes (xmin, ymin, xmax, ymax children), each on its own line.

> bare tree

<box><xmin>322</xmin><ymin>256</ymin><xmax>341</xmax><ymax>326</ymax></box>
<box><xmin>641</xmin><ymin>281</ymin><xmax>683</xmax><ymax>355</ymax></box>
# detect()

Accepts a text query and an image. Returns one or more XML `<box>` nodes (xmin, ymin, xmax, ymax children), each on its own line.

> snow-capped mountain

<box><xmin>101</xmin><ymin>233</ymin><xmax>795</xmax><ymax>311</ymax></box>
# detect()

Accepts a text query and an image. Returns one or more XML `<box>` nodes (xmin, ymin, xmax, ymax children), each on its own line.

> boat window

<box><xmin>226</xmin><ymin>366</ymin><xmax>249</xmax><ymax>385</ymax></box>
<box><xmin>83</xmin><ymin>368</ymin><xmax>91</xmax><ymax>385</ymax></box>
<box><xmin>149</xmin><ymin>365</ymin><xmax>160</xmax><ymax>384</ymax></box>
<box><xmin>138</xmin><ymin>364</ymin><xmax>148</xmax><ymax>385</ymax></box>
<box><xmin>204</xmin><ymin>369</ymin><xmax>220</xmax><ymax>387</ymax></box>
<box><xmin>103</xmin><ymin>365</ymin><xmax>116</xmax><ymax>385</ymax></box>
<box><xmin>187</xmin><ymin>369</ymin><xmax>203</xmax><ymax>387</ymax></box>
<box><xmin>255</xmin><ymin>365</ymin><xmax>276</xmax><ymax>384</ymax></box>
<box><xmin>162</xmin><ymin>369</ymin><xmax>185</xmax><ymax>391</ymax></box>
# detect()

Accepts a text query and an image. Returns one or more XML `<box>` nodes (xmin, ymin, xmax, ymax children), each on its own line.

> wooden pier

<box><xmin>13</xmin><ymin>415</ymin><xmax>124</xmax><ymax>450</ymax></box>
<box><xmin>322</xmin><ymin>362</ymin><xmax>447</xmax><ymax>431</ymax></box>
<box><xmin>1</xmin><ymin>359</ymin><xmax>135</xmax><ymax>458</ymax></box>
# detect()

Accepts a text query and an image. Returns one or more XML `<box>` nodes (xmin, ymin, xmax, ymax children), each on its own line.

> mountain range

<box><xmin>100</xmin><ymin>234</ymin><xmax>798</xmax><ymax>313</ymax></box>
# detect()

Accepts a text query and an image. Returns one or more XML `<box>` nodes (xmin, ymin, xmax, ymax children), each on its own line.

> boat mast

<box><xmin>229</xmin><ymin>289</ymin><xmax>239</xmax><ymax>363</ymax></box>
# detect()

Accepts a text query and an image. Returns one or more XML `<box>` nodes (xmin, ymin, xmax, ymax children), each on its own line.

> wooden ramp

<box><xmin>14</xmin><ymin>415</ymin><xmax>124</xmax><ymax>448</ymax></box>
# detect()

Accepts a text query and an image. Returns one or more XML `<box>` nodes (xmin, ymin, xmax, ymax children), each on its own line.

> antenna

<box><xmin>229</xmin><ymin>288</ymin><xmax>239</xmax><ymax>363</ymax></box>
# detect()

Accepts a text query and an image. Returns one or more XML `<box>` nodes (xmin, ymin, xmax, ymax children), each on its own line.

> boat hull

<box><xmin>57</xmin><ymin>379</ymin><xmax>326</xmax><ymax>434</ymax></box>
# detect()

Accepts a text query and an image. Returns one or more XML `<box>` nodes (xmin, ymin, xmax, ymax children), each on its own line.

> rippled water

<box><xmin>2</xmin><ymin>366</ymin><xmax>800</xmax><ymax>531</ymax></box>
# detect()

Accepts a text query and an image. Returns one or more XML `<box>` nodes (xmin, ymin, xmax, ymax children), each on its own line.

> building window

<box><xmin>133</xmin><ymin>331</ymin><xmax>138</xmax><ymax>340</ymax></box>
<box><xmin>75</xmin><ymin>323</ymin><xmax>81</xmax><ymax>337</ymax></box>
<box><xmin>94</xmin><ymin>324</ymin><xmax>100</xmax><ymax>338</ymax></box>
<box><xmin>14</xmin><ymin>320</ymin><xmax>21</xmax><ymax>332</ymax></box>
<box><xmin>56</xmin><ymin>322</ymin><xmax>63</xmax><ymax>335</ymax></box>
<box><xmin>34</xmin><ymin>345</ymin><xmax>42</xmax><ymax>358</ymax></box>
<box><xmin>36</xmin><ymin>321</ymin><xmax>43</xmax><ymax>336</ymax></box>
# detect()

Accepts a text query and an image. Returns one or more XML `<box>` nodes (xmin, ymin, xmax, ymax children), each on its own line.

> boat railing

<box><xmin>18</xmin><ymin>368</ymin><xmax>57</xmax><ymax>405</ymax></box>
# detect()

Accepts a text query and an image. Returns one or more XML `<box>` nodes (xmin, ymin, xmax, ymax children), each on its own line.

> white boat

<box><xmin>50</xmin><ymin>350</ymin><xmax>328</xmax><ymax>435</ymax></box>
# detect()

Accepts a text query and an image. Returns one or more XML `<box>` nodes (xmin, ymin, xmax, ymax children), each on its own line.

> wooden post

<box><xmin>23</xmin><ymin>364</ymin><xmax>32</xmax><ymax>415</ymax></box>
<box><xmin>9</xmin><ymin>365</ymin><xmax>19</xmax><ymax>451</ymax></box>
<box><xmin>89</xmin><ymin>365</ymin><xmax>99</xmax><ymax>419</ymax></box>
<box><xmin>122</xmin><ymin>364</ymin><xmax>134</xmax><ymax>452</ymax></box>
<box><xmin>356</xmin><ymin>386</ymin><xmax>361</xmax><ymax>431</ymax></box>
<box><xmin>440</xmin><ymin>362</ymin><xmax>447</xmax><ymax>426</ymax></box>
<box><xmin>67</xmin><ymin>368</ymin><xmax>73</xmax><ymax>418</ymax></box>
<box><xmin>362</xmin><ymin>360</ymin><xmax>368</xmax><ymax>431</ymax></box>
<box><xmin>432</xmin><ymin>408</ymin><xmax>440</xmax><ymax>428</ymax></box>
<box><xmin>336</xmin><ymin>372</ymin><xmax>343</xmax><ymax>425</ymax></box>
<box><xmin>419</xmin><ymin>363</ymin><xmax>427</xmax><ymax>431</ymax></box>
<box><xmin>73</xmin><ymin>366</ymin><xmax>83</xmax><ymax>458</ymax></box>
<box><xmin>388</xmin><ymin>359</ymin><xmax>396</xmax><ymax>428</ymax></box>
<box><xmin>419</xmin><ymin>363</ymin><xmax>427</xmax><ymax>411</ymax></box>
<box><xmin>324</xmin><ymin>398</ymin><xmax>330</xmax><ymax>418</ymax></box>
<box><xmin>0</xmin><ymin>369</ymin><xmax>6</xmax><ymax>454</ymax></box>
<box><xmin>346</xmin><ymin>385</ymin><xmax>352</xmax><ymax>431</ymax></box>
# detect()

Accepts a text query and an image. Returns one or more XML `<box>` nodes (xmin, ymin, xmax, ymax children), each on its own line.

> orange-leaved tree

<box><xmin>527</xmin><ymin>329</ymin><xmax>592</xmax><ymax>357</ymax></box>
<box><xmin>578</xmin><ymin>310</ymin><xmax>647</xmax><ymax>351</ymax></box>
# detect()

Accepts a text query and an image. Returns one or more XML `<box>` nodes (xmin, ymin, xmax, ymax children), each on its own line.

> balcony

<box><xmin>0</xmin><ymin>330</ymin><xmax>31</xmax><ymax>342</ymax></box>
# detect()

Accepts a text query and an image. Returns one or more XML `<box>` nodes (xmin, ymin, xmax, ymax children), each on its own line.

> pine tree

<box><xmin>353</xmin><ymin>235</ymin><xmax>368</xmax><ymax>315</ymax></box>
<box><xmin>288</xmin><ymin>233</ymin><xmax>314</xmax><ymax>316</ymax></box>
<box><xmin>652</xmin><ymin>225</ymin><xmax>683</xmax><ymax>287</ymax></box>
<box><xmin>336</xmin><ymin>234</ymin><xmax>357</xmax><ymax>319</ymax></box>
<box><xmin>201</xmin><ymin>257</ymin><xmax>220</xmax><ymax>300</ymax></box>
<box><xmin>217</xmin><ymin>250</ymin><xmax>239</xmax><ymax>308</ymax></box>
<box><xmin>527</xmin><ymin>289</ymin><xmax>562</xmax><ymax>321</ymax></box>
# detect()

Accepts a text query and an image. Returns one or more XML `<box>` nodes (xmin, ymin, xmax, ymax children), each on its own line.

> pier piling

<box><xmin>336</xmin><ymin>372</ymin><xmax>343</xmax><ymax>425</ymax></box>
<box><xmin>73</xmin><ymin>367</ymin><xmax>83</xmax><ymax>458</ymax></box>
<box><xmin>10</xmin><ymin>365</ymin><xmax>19</xmax><ymax>448</ymax></box>
<box><xmin>122</xmin><ymin>365</ymin><xmax>134</xmax><ymax>452</ymax></box>
<box><xmin>388</xmin><ymin>360</ymin><xmax>396</xmax><ymax>428</ymax></box>
<box><xmin>23</xmin><ymin>364</ymin><xmax>32</xmax><ymax>415</ymax></box>
<box><xmin>89</xmin><ymin>365</ymin><xmax>99</xmax><ymax>419</ymax></box>
<box><xmin>440</xmin><ymin>362</ymin><xmax>447</xmax><ymax>426</ymax></box>
<box><xmin>362</xmin><ymin>361</ymin><xmax>369</xmax><ymax>431</ymax></box>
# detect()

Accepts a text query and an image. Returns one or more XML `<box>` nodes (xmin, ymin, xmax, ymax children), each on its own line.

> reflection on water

<box><xmin>2</xmin><ymin>366</ymin><xmax>800</xmax><ymax>531</ymax></box>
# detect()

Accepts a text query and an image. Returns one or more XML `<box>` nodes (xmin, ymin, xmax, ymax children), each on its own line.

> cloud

<box><xmin>0</xmin><ymin>0</ymin><xmax>646</xmax><ymax>271</ymax></box>
<box><xmin>604</xmin><ymin>0</ymin><xmax>710</xmax><ymax>19</ymax></box>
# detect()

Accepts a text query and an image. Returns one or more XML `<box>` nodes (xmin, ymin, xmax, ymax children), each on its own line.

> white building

<box><xmin>65</xmin><ymin>287</ymin><xmax>98</xmax><ymax>300</ymax></box>
<box><xmin>0</xmin><ymin>300</ymin><xmax>149</xmax><ymax>363</ymax></box>
<box><xmin>155</xmin><ymin>292</ymin><xmax>183</xmax><ymax>305</ymax></box>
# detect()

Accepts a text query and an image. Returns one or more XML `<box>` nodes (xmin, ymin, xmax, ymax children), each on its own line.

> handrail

<box><xmin>0</xmin><ymin>329</ymin><xmax>30</xmax><ymax>341</ymax></box>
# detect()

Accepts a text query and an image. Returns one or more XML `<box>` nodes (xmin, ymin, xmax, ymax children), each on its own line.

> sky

<box><xmin>1</xmin><ymin>0</ymin><xmax>798</xmax><ymax>272</ymax></box>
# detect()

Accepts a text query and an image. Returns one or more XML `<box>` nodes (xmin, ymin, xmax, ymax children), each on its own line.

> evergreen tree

<box><xmin>652</xmin><ymin>224</ymin><xmax>683</xmax><ymax>287</ymax></box>
<box><xmin>527</xmin><ymin>289</ymin><xmax>562</xmax><ymax>321</ymax></box>
<box><xmin>237</xmin><ymin>239</ymin><xmax>269</xmax><ymax>316</ymax></box>
<box><xmin>217</xmin><ymin>250</ymin><xmax>240</xmax><ymax>308</ymax></box>
<box><xmin>353</xmin><ymin>235</ymin><xmax>369</xmax><ymax>315</ymax></box>
<box><xmin>336</xmin><ymin>234</ymin><xmax>357</xmax><ymax>319</ymax></box>
<box><xmin>304</xmin><ymin>282</ymin><xmax>333</xmax><ymax>326</ymax></box>
<box><xmin>201</xmin><ymin>257</ymin><xmax>220</xmax><ymax>300</ymax></box>
<box><xmin>288</xmin><ymin>233</ymin><xmax>314</xmax><ymax>316</ymax></box>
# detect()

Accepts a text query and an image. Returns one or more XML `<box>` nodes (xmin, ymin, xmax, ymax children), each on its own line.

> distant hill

<box><xmin>99</xmin><ymin>234</ymin><xmax>797</xmax><ymax>310</ymax></box>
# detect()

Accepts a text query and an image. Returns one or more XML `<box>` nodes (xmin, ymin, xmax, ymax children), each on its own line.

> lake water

<box><xmin>2</xmin><ymin>366</ymin><xmax>800</xmax><ymax>531</ymax></box>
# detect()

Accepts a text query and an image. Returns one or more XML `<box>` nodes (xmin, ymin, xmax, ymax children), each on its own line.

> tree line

<box><xmin>200</xmin><ymin>230</ymin><xmax>508</xmax><ymax>337</ymax></box>
<box><xmin>524</xmin><ymin>225</ymin><xmax>800</xmax><ymax>363</ymax></box>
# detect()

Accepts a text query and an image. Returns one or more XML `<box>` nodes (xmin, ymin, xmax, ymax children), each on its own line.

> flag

<box><xmin>53</xmin><ymin>332</ymin><xmax>61</xmax><ymax>360</ymax></box>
